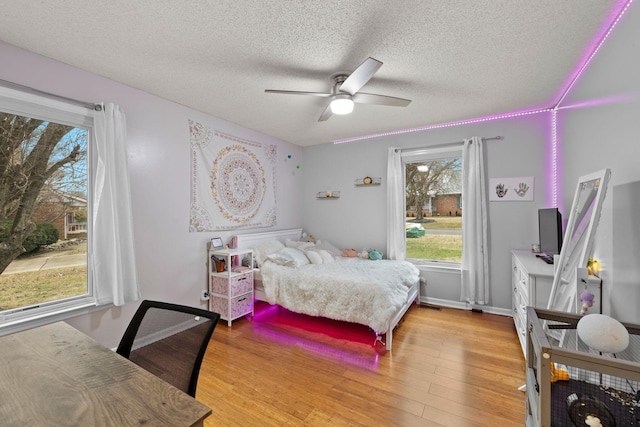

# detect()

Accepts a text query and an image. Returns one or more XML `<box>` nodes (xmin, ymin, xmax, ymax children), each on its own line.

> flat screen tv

<box><xmin>538</xmin><ymin>208</ymin><xmax>563</xmax><ymax>258</ymax></box>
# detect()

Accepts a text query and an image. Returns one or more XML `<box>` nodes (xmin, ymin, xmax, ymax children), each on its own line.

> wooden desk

<box><xmin>0</xmin><ymin>322</ymin><xmax>211</xmax><ymax>426</ymax></box>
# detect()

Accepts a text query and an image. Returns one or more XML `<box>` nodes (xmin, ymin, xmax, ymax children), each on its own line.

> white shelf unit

<box><xmin>208</xmin><ymin>248</ymin><xmax>254</xmax><ymax>327</ymax></box>
<box><xmin>511</xmin><ymin>250</ymin><xmax>554</xmax><ymax>357</ymax></box>
<box><xmin>316</xmin><ymin>191</ymin><xmax>340</xmax><ymax>199</ymax></box>
<box><xmin>354</xmin><ymin>177</ymin><xmax>381</xmax><ymax>186</ymax></box>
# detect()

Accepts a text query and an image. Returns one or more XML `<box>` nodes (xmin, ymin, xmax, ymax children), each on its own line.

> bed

<box><xmin>234</xmin><ymin>228</ymin><xmax>420</xmax><ymax>350</ymax></box>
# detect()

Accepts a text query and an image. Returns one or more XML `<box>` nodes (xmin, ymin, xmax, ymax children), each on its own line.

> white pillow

<box><xmin>285</xmin><ymin>238</ymin><xmax>315</xmax><ymax>251</ymax></box>
<box><xmin>253</xmin><ymin>240</ymin><xmax>285</xmax><ymax>267</ymax></box>
<box><xmin>318</xmin><ymin>250</ymin><xmax>335</xmax><ymax>263</ymax></box>
<box><xmin>266</xmin><ymin>247</ymin><xmax>310</xmax><ymax>268</ymax></box>
<box><xmin>305</xmin><ymin>250</ymin><xmax>323</xmax><ymax>265</ymax></box>
<box><xmin>315</xmin><ymin>240</ymin><xmax>341</xmax><ymax>256</ymax></box>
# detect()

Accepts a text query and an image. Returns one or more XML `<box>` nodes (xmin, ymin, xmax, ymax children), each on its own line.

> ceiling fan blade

<box><xmin>265</xmin><ymin>89</ymin><xmax>332</xmax><ymax>97</ymax></box>
<box><xmin>318</xmin><ymin>103</ymin><xmax>333</xmax><ymax>121</ymax></box>
<box><xmin>338</xmin><ymin>57</ymin><xmax>383</xmax><ymax>95</ymax></box>
<box><xmin>352</xmin><ymin>92</ymin><xmax>412</xmax><ymax>107</ymax></box>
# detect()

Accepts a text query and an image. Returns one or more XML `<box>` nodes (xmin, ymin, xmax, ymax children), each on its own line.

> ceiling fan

<box><xmin>265</xmin><ymin>57</ymin><xmax>412</xmax><ymax>121</ymax></box>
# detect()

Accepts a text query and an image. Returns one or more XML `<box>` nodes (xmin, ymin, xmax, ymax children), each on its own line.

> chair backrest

<box><xmin>116</xmin><ymin>300</ymin><xmax>220</xmax><ymax>397</ymax></box>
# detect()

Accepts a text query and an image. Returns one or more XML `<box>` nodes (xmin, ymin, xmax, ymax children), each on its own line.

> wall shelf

<box><xmin>316</xmin><ymin>191</ymin><xmax>340</xmax><ymax>199</ymax></box>
<box><xmin>354</xmin><ymin>177</ymin><xmax>381</xmax><ymax>186</ymax></box>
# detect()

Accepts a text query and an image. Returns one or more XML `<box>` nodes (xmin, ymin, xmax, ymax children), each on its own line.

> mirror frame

<box><xmin>546</xmin><ymin>168</ymin><xmax>611</xmax><ymax>314</ymax></box>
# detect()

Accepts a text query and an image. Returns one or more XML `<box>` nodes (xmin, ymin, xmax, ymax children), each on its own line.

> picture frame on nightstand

<box><xmin>210</xmin><ymin>237</ymin><xmax>223</xmax><ymax>250</ymax></box>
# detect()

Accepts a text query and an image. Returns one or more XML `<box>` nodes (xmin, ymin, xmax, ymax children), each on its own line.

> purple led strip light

<box><xmin>551</xmin><ymin>110</ymin><xmax>558</xmax><ymax>208</ymax></box>
<box><xmin>332</xmin><ymin>108</ymin><xmax>552</xmax><ymax>145</ymax></box>
<box><xmin>333</xmin><ymin>0</ymin><xmax>632</xmax><ymax>146</ymax></box>
<box><xmin>555</xmin><ymin>0</ymin><xmax>633</xmax><ymax>108</ymax></box>
<box><xmin>550</xmin><ymin>0</ymin><xmax>632</xmax><ymax>207</ymax></box>
<box><xmin>333</xmin><ymin>0</ymin><xmax>634</xmax><ymax>209</ymax></box>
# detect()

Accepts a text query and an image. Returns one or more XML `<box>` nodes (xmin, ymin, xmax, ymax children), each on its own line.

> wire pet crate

<box><xmin>526</xmin><ymin>307</ymin><xmax>640</xmax><ymax>427</ymax></box>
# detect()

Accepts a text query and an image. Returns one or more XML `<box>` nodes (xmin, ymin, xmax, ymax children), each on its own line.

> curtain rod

<box><xmin>0</xmin><ymin>78</ymin><xmax>101</xmax><ymax>111</ymax></box>
<box><xmin>397</xmin><ymin>135</ymin><xmax>503</xmax><ymax>153</ymax></box>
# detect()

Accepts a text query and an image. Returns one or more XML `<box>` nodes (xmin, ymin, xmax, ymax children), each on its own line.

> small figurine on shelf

<box><xmin>580</xmin><ymin>290</ymin><xmax>595</xmax><ymax>315</ymax></box>
<box><xmin>580</xmin><ymin>257</ymin><xmax>602</xmax><ymax>315</ymax></box>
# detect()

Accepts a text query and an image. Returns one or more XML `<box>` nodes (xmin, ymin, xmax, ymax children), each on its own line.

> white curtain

<box><xmin>91</xmin><ymin>103</ymin><xmax>140</xmax><ymax>306</ymax></box>
<box><xmin>461</xmin><ymin>137</ymin><xmax>489</xmax><ymax>304</ymax></box>
<box><xmin>386</xmin><ymin>147</ymin><xmax>405</xmax><ymax>260</ymax></box>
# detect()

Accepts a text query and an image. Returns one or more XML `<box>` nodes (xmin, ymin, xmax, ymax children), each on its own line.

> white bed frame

<box><xmin>235</xmin><ymin>228</ymin><xmax>419</xmax><ymax>350</ymax></box>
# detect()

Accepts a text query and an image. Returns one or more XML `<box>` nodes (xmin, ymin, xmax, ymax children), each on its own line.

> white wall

<box><xmin>557</xmin><ymin>2</ymin><xmax>640</xmax><ymax>323</ymax></box>
<box><xmin>302</xmin><ymin>114</ymin><xmax>554</xmax><ymax>312</ymax></box>
<box><xmin>0</xmin><ymin>42</ymin><xmax>303</xmax><ymax>348</ymax></box>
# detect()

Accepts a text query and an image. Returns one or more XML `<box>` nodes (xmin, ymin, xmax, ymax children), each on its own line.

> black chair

<box><xmin>116</xmin><ymin>300</ymin><xmax>220</xmax><ymax>397</ymax></box>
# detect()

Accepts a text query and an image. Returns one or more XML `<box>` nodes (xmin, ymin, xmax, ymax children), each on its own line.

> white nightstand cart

<box><xmin>208</xmin><ymin>248</ymin><xmax>254</xmax><ymax>327</ymax></box>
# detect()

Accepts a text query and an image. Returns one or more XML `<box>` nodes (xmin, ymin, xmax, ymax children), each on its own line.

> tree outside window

<box><xmin>405</xmin><ymin>156</ymin><xmax>462</xmax><ymax>263</ymax></box>
<box><xmin>0</xmin><ymin>109</ymin><xmax>88</xmax><ymax>313</ymax></box>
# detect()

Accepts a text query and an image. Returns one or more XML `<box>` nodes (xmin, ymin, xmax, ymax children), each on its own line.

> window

<box><xmin>0</xmin><ymin>86</ymin><xmax>95</xmax><ymax>332</ymax></box>
<box><xmin>404</xmin><ymin>148</ymin><xmax>462</xmax><ymax>264</ymax></box>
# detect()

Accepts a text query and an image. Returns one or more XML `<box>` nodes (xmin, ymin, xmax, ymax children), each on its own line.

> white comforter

<box><xmin>260</xmin><ymin>257</ymin><xmax>420</xmax><ymax>333</ymax></box>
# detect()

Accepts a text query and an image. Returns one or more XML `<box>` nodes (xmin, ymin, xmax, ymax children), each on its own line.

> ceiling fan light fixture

<box><xmin>330</xmin><ymin>96</ymin><xmax>354</xmax><ymax>115</ymax></box>
<box><xmin>265</xmin><ymin>58</ymin><xmax>411</xmax><ymax>122</ymax></box>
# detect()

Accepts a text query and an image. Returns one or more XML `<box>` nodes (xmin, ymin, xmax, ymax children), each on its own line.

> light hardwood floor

<box><xmin>197</xmin><ymin>302</ymin><xmax>526</xmax><ymax>426</ymax></box>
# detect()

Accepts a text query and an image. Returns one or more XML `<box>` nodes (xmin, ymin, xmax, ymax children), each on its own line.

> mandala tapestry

<box><xmin>189</xmin><ymin>120</ymin><xmax>277</xmax><ymax>231</ymax></box>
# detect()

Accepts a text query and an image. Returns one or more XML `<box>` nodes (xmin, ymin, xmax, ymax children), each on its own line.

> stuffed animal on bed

<box><xmin>368</xmin><ymin>250</ymin><xmax>383</xmax><ymax>260</ymax></box>
<box><xmin>342</xmin><ymin>248</ymin><xmax>358</xmax><ymax>257</ymax></box>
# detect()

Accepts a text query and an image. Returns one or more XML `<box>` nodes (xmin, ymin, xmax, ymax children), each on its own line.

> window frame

<box><xmin>0</xmin><ymin>86</ymin><xmax>103</xmax><ymax>335</ymax></box>
<box><xmin>402</xmin><ymin>146</ymin><xmax>463</xmax><ymax>268</ymax></box>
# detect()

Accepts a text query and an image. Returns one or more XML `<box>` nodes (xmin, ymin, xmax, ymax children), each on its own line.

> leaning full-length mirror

<box><xmin>547</xmin><ymin>169</ymin><xmax>611</xmax><ymax>314</ymax></box>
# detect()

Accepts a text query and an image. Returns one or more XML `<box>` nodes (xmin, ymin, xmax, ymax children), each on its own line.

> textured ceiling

<box><xmin>0</xmin><ymin>1</ymin><xmax>629</xmax><ymax>146</ymax></box>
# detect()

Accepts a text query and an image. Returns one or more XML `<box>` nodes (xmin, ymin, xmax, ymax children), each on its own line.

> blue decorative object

<box><xmin>368</xmin><ymin>249</ymin><xmax>383</xmax><ymax>260</ymax></box>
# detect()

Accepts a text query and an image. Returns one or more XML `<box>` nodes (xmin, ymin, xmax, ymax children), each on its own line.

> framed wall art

<box><xmin>489</xmin><ymin>176</ymin><xmax>534</xmax><ymax>201</ymax></box>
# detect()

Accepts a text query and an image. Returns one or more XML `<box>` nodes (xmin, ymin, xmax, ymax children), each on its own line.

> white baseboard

<box><xmin>131</xmin><ymin>319</ymin><xmax>201</xmax><ymax>350</ymax></box>
<box><xmin>419</xmin><ymin>296</ymin><xmax>512</xmax><ymax>317</ymax></box>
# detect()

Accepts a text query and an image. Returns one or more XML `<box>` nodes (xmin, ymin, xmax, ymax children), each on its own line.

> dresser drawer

<box><xmin>514</xmin><ymin>280</ymin><xmax>529</xmax><ymax>307</ymax></box>
<box><xmin>211</xmin><ymin>272</ymin><xmax>253</xmax><ymax>296</ymax></box>
<box><xmin>513</xmin><ymin>288</ymin><xmax>528</xmax><ymax>322</ymax></box>
<box><xmin>513</xmin><ymin>259</ymin><xmax>530</xmax><ymax>290</ymax></box>
<box><xmin>210</xmin><ymin>294</ymin><xmax>253</xmax><ymax>320</ymax></box>
<box><xmin>232</xmin><ymin>273</ymin><xmax>253</xmax><ymax>295</ymax></box>
<box><xmin>230</xmin><ymin>294</ymin><xmax>253</xmax><ymax>317</ymax></box>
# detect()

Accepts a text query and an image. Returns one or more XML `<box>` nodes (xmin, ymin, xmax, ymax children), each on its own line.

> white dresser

<box><xmin>511</xmin><ymin>250</ymin><xmax>554</xmax><ymax>356</ymax></box>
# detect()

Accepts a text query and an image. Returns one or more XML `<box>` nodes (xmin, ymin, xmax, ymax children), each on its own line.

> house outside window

<box><xmin>0</xmin><ymin>87</ymin><xmax>94</xmax><ymax>332</ymax></box>
<box><xmin>404</xmin><ymin>149</ymin><xmax>462</xmax><ymax>264</ymax></box>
